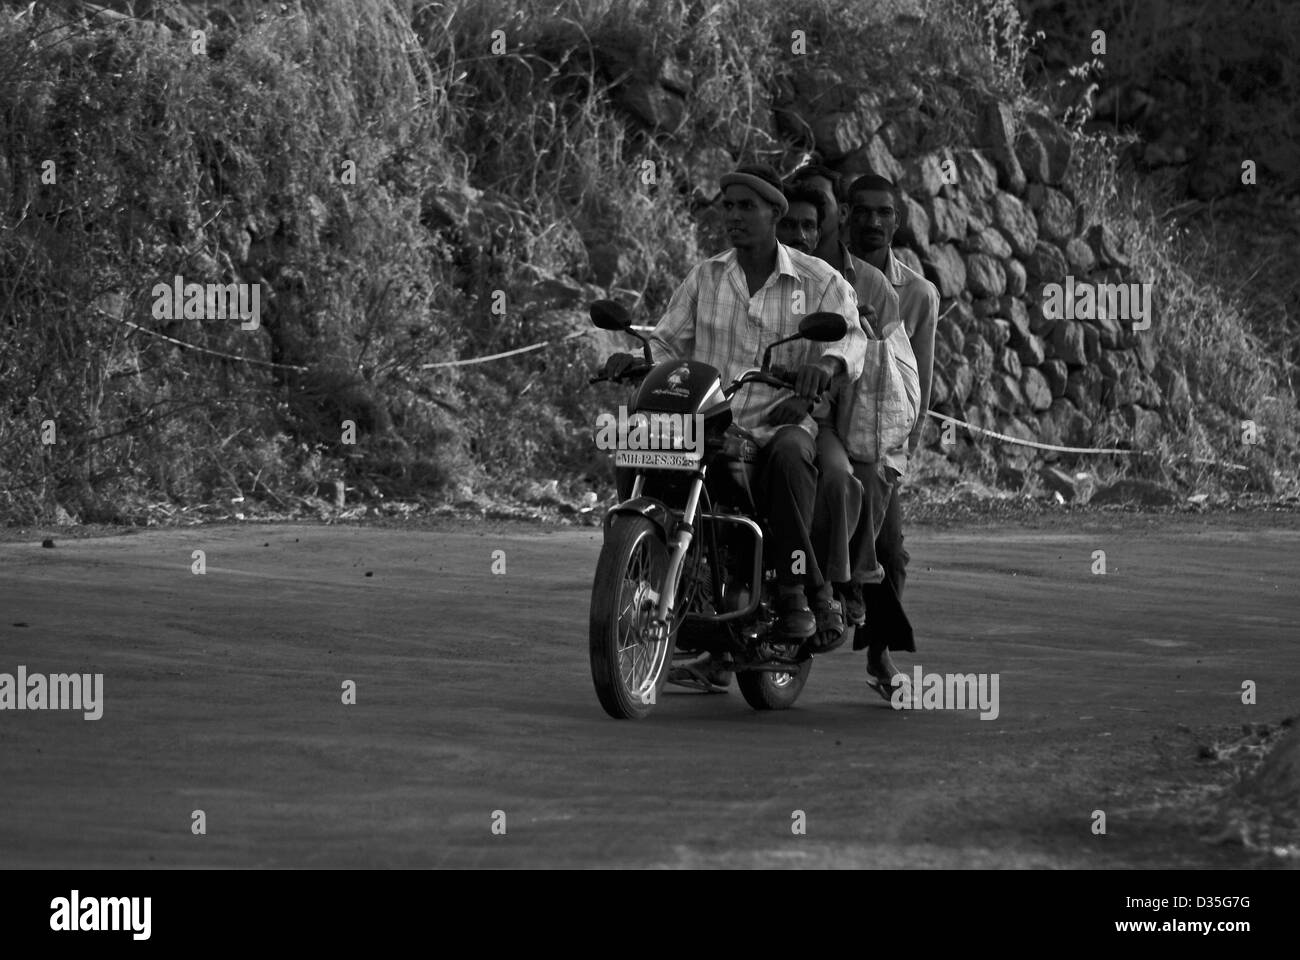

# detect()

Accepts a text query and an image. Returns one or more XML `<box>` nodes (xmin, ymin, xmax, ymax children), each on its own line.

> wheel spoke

<box><xmin>606</xmin><ymin>532</ymin><xmax>669</xmax><ymax>700</ymax></box>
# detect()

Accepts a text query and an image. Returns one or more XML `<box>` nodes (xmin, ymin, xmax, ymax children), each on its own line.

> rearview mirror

<box><xmin>798</xmin><ymin>311</ymin><xmax>848</xmax><ymax>342</ymax></box>
<box><xmin>590</xmin><ymin>300</ymin><xmax>632</xmax><ymax>331</ymax></box>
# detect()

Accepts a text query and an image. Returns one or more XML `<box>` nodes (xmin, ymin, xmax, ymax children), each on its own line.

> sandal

<box><xmin>668</xmin><ymin>661</ymin><xmax>732</xmax><ymax>693</ymax></box>
<box><xmin>807</xmin><ymin>598</ymin><xmax>847</xmax><ymax>654</ymax></box>
<box><xmin>836</xmin><ymin>581</ymin><xmax>866</xmax><ymax>626</ymax></box>
<box><xmin>865</xmin><ymin>649</ymin><xmax>909</xmax><ymax>704</ymax></box>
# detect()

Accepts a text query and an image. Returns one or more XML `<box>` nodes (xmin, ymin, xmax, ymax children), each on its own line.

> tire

<box><xmin>589</xmin><ymin>517</ymin><xmax>674</xmax><ymax>719</ymax></box>
<box><xmin>737</xmin><ymin>660</ymin><xmax>812</xmax><ymax>711</ymax></box>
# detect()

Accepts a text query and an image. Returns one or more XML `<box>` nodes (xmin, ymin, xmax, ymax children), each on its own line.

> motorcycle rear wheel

<box><xmin>589</xmin><ymin>517</ymin><xmax>673</xmax><ymax>719</ymax></box>
<box><xmin>737</xmin><ymin>660</ymin><xmax>812</xmax><ymax>710</ymax></box>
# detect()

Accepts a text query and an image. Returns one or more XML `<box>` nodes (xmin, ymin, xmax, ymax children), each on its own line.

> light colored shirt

<box><xmin>840</xmin><ymin>242</ymin><xmax>901</xmax><ymax>338</ymax></box>
<box><xmin>649</xmin><ymin>243</ymin><xmax>867</xmax><ymax>443</ymax></box>
<box><xmin>812</xmin><ymin>246</ymin><xmax>900</xmax><ymax>421</ymax></box>
<box><xmin>884</xmin><ymin>247</ymin><xmax>939</xmax><ymax>451</ymax></box>
<box><xmin>822</xmin><ymin>248</ymin><xmax>918</xmax><ymax>474</ymax></box>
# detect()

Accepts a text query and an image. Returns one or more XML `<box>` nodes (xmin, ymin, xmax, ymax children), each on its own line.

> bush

<box><xmin>0</xmin><ymin>0</ymin><xmax>458</xmax><ymax>521</ymax></box>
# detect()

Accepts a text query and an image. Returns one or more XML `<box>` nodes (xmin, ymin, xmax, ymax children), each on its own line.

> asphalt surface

<box><xmin>1</xmin><ymin>515</ymin><xmax>1297</xmax><ymax>868</ymax></box>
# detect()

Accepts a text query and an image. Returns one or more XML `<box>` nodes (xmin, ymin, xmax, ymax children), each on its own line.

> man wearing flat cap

<box><xmin>604</xmin><ymin>164</ymin><xmax>867</xmax><ymax>640</ymax></box>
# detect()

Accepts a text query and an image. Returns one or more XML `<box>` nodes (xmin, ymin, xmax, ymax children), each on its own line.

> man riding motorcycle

<box><xmin>601</xmin><ymin>164</ymin><xmax>867</xmax><ymax>649</ymax></box>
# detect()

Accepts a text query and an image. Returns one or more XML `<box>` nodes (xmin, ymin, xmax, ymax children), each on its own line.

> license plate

<box><xmin>614</xmin><ymin>449</ymin><xmax>703</xmax><ymax>471</ymax></box>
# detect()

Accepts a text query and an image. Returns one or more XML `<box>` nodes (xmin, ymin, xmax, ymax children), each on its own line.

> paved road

<box><xmin>1</xmin><ymin>516</ymin><xmax>1296</xmax><ymax>868</ymax></box>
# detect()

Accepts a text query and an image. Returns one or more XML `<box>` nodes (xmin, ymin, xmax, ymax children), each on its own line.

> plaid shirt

<box><xmin>840</xmin><ymin>242</ymin><xmax>901</xmax><ymax>337</ymax></box>
<box><xmin>649</xmin><ymin>244</ymin><xmax>867</xmax><ymax>442</ymax></box>
<box><xmin>829</xmin><ymin>248</ymin><xmax>918</xmax><ymax>474</ymax></box>
<box><xmin>809</xmin><ymin>245</ymin><xmax>899</xmax><ymax>422</ymax></box>
<box><xmin>884</xmin><ymin>247</ymin><xmax>939</xmax><ymax>452</ymax></box>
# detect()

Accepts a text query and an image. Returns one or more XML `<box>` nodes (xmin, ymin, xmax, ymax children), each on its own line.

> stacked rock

<box><xmin>777</xmin><ymin>85</ymin><xmax>1174</xmax><ymax>470</ymax></box>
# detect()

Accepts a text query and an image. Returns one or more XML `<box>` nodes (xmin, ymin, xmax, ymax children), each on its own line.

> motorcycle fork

<box><xmin>653</xmin><ymin>472</ymin><xmax>705</xmax><ymax>626</ymax></box>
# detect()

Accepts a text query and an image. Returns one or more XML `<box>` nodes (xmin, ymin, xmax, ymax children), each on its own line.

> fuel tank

<box><xmin>633</xmin><ymin>359</ymin><xmax>728</xmax><ymax>421</ymax></box>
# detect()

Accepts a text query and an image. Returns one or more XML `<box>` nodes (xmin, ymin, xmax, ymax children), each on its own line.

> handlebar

<box><xmin>588</xmin><ymin>362</ymin><xmax>652</xmax><ymax>385</ymax></box>
<box><xmin>769</xmin><ymin>364</ymin><xmax>797</xmax><ymax>386</ymax></box>
<box><xmin>724</xmin><ymin>365</ymin><xmax>798</xmax><ymax>397</ymax></box>
<box><xmin>591</xmin><ymin>362</ymin><xmax>823</xmax><ymax>402</ymax></box>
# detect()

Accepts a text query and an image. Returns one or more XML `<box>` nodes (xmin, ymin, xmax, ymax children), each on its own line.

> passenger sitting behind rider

<box><xmin>792</xmin><ymin>169</ymin><xmax>923</xmax><ymax>697</ymax></box>
<box><xmin>781</xmin><ymin>169</ymin><xmax>904</xmax><ymax>653</ymax></box>
<box><xmin>601</xmin><ymin>163</ymin><xmax>867</xmax><ymax>641</ymax></box>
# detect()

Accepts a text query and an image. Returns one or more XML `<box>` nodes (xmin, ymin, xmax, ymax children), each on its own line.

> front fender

<box><xmin>603</xmin><ymin>496</ymin><xmax>673</xmax><ymax>544</ymax></box>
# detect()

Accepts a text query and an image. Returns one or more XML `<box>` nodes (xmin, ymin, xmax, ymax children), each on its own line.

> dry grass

<box><xmin>0</xmin><ymin>0</ymin><xmax>1294</xmax><ymax>523</ymax></box>
<box><xmin>1068</xmin><ymin>131</ymin><xmax>1299</xmax><ymax>492</ymax></box>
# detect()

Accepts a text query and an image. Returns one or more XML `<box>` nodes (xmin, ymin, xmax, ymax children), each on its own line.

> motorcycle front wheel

<box><xmin>589</xmin><ymin>516</ymin><xmax>673</xmax><ymax>719</ymax></box>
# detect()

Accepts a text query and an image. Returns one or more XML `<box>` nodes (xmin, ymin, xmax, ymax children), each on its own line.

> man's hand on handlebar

<box><xmin>600</xmin><ymin>352</ymin><xmax>649</xmax><ymax>381</ymax></box>
<box><xmin>792</xmin><ymin>362</ymin><xmax>833</xmax><ymax>400</ymax></box>
<box><xmin>760</xmin><ymin>361</ymin><xmax>837</xmax><ymax>421</ymax></box>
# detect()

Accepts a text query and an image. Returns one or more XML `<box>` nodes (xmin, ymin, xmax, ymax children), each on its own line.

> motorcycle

<box><xmin>587</xmin><ymin>299</ymin><xmax>849</xmax><ymax>719</ymax></box>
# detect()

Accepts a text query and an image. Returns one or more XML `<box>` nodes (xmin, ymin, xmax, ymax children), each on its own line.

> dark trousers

<box><xmin>755</xmin><ymin>426</ymin><xmax>822</xmax><ymax>588</ymax></box>
<box><xmin>875</xmin><ymin>481</ymin><xmax>909</xmax><ymax>598</ymax></box>
<box><xmin>812</xmin><ymin>428</ymin><xmax>892</xmax><ymax>588</ymax></box>
<box><xmin>809</xmin><ymin>429</ymin><xmax>913</xmax><ymax>653</ymax></box>
<box><xmin>861</xmin><ymin>481</ymin><xmax>914</xmax><ymax>653</ymax></box>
